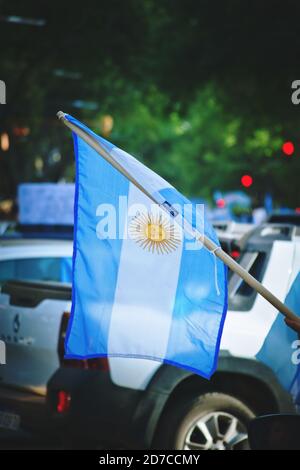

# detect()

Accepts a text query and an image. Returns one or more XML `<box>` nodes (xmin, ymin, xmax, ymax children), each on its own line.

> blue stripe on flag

<box><xmin>65</xmin><ymin>132</ymin><xmax>129</xmax><ymax>357</ymax></box>
<box><xmin>65</xmin><ymin>113</ymin><xmax>115</xmax><ymax>153</ymax></box>
<box><xmin>256</xmin><ymin>272</ymin><xmax>300</xmax><ymax>391</ymax></box>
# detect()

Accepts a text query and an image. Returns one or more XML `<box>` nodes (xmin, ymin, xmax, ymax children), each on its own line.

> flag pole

<box><xmin>57</xmin><ymin>111</ymin><xmax>298</xmax><ymax>322</ymax></box>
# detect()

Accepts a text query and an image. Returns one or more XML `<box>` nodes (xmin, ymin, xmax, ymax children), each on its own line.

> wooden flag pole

<box><xmin>57</xmin><ymin>111</ymin><xmax>298</xmax><ymax>322</ymax></box>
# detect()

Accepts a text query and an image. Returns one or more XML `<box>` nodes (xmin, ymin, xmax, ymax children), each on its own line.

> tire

<box><xmin>155</xmin><ymin>392</ymin><xmax>255</xmax><ymax>450</ymax></box>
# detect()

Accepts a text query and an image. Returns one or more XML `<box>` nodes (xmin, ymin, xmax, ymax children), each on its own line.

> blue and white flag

<box><xmin>65</xmin><ymin>114</ymin><xmax>227</xmax><ymax>378</ymax></box>
<box><xmin>257</xmin><ymin>271</ymin><xmax>300</xmax><ymax>405</ymax></box>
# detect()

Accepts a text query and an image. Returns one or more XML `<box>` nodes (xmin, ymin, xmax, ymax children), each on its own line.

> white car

<box><xmin>0</xmin><ymin>223</ymin><xmax>299</xmax><ymax>449</ymax></box>
<box><xmin>0</xmin><ymin>234</ymin><xmax>72</xmax><ymax>434</ymax></box>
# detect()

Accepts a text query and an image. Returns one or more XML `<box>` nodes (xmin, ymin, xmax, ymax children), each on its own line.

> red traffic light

<box><xmin>282</xmin><ymin>141</ymin><xmax>294</xmax><ymax>156</ymax></box>
<box><xmin>241</xmin><ymin>174</ymin><xmax>253</xmax><ymax>188</ymax></box>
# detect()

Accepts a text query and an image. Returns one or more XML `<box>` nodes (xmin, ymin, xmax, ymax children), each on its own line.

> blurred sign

<box><xmin>0</xmin><ymin>80</ymin><xmax>6</xmax><ymax>104</ymax></box>
<box><xmin>223</xmin><ymin>191</ymin><xmax>251</xmax><ymax>207</ymax></box>
<box><xmin>18</xmin><ymin>183</ymin><xmax>75</xmax><ymax>225</ymax></box>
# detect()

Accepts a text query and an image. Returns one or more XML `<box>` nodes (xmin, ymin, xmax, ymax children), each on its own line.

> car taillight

<box><xmin>58</xmin><ymin>312</ymin><xmax>109</xmax><ymax>371</ymax></box>
<box><xmin>56</xmin><ymin>390</ymin><xmax>71</xmax><ymax>414</ymax></box>
<box><xmin>62</xmin><ymin>357</ymin><xmax>109</xmax><ymax>371</ymax></box>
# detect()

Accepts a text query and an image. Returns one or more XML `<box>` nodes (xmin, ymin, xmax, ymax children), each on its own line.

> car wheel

<box><xmin>156</xmin><ymin>392</ymin><xmax>255</xmax><ymax>450</ymax></box>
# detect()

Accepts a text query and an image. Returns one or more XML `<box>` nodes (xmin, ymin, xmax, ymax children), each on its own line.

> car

<box><xmin>0</xmin><ymin>222</ymin><xmax>299</xmax><ymax>449</ymax></box>
<box><xmin>46</xmin><ymin>222</ymin><xmax>299</xmax><ymax>449</ymax></box>
<box><xmin>0</xmin><ymin>231</ymin><xmax>73</xmax><ymax>435</ymax></box>
<box><xmin>213</xmin><ymin>220</ymin><xmax>254</xmax><ymax>258</ymax></box>
<box><xmin>267</xmin><ymin>212</ymin><xmax>300</xmax><ymax>226</ymax></box>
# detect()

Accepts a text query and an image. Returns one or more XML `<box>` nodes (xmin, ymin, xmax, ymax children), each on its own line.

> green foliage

<box><xmin>1</xmin><ymin>0</ymin><xmax>300</xmax><ymax>207</ymax></box>
<box><xmin>86</xmin><ymin>83</ymin><xmax>298</xmax><ymax>205</ymax></box>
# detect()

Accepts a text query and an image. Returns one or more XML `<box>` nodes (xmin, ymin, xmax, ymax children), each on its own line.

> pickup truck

<box><xmin>0</xmin><ymin>222</ymin><xmax>299</xmax><ymax>450</ymax></box>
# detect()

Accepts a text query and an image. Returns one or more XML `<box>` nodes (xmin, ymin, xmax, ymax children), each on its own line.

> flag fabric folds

<box><xmin>257</xmin><ymin>271</ymin><xmax>300</xmax><ymax>405</ymax></box>
<box><xmin>65</xmin><ymin>113</ymin><xmax>227</xmax><ymax>378</ymax></box>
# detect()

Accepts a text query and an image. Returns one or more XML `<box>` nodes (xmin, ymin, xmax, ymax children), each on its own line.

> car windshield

<box><xmin>0</xmin><ymin>257</ymin><xmax>72</xmax><ymax>287</ymax></box>
<box><xmin>228</xmin><ymin>250</ymin><xmax>267</xmax><ymax>311</ymax></box>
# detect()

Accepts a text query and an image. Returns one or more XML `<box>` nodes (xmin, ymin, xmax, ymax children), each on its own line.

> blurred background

<box><xmin>1</xmin><ymin>0</ymin><xmax>300</xmax><ymax>451</ymax></box>
<box><xmin>1</xmin><ymin>0</ymin><xmax>300</xmax><ymax>224</ymax></box>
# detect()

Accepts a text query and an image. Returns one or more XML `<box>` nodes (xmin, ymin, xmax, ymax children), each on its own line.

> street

<box><xmin>0</xmin><ymin>429</ymin><xmax>59</xmax><ymax>450</ymax></box>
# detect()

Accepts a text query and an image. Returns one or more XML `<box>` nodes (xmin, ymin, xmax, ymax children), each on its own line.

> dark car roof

<box><xmin>267</xmin><ymin>213</ymin><xmax>300</xmax><ymax>226</ymax></box>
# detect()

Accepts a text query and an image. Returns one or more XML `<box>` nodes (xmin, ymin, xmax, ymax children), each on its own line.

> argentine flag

<box><xmin>257</xmin><ymin>271</ymin><xmax>300</xmax><ymax>405</ymax></box>
<box><xmin>65</xmin><ymin>114</ymin><xmax>227</xmax><ymax>378</ymax></box>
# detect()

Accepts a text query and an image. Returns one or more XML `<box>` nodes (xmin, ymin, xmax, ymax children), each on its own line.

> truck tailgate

<box><xmin>0</xmin><ymin>280</ymin><xmax>71</xmax><ymax>395</ymax></box>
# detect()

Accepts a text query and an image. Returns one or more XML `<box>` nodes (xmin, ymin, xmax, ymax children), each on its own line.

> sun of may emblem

<box><xmin>129</xmin><ymin>211</ymin><xmax>181</xmax><ymax>254</ymax></box>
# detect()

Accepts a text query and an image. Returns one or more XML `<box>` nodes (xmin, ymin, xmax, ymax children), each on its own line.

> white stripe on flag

<box><xmin>108</xmin><ymin>183</ymin><xmax>183</xmax><ymax>360</ymax></box>
<box><xmin>110</xmin><ymin>147</ymin><xmax>172</xmax><ymax>198</ymax></box>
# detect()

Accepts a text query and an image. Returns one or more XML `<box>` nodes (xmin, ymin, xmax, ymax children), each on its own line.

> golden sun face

<box><xmin>129</xmin><ymin>212</ymin><xmax>181</xmax><ymax>255</ymax></box>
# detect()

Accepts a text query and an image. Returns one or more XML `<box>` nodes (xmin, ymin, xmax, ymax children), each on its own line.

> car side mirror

<box><xmin>248</xmin><ymin>414</ymin><xmax>300</xmax><ymax>450</ymax></box>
